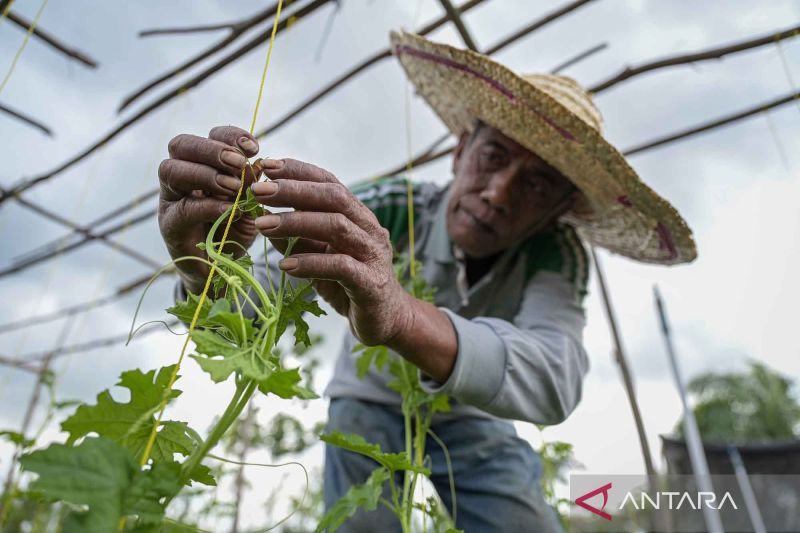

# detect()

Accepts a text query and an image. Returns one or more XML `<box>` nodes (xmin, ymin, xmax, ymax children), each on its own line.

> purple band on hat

<box><xmin>656</xmin><ymin>221</ymin><xmax>678</xmax><ymax>260</ymax></box>
<box><xmin>395</xmin><ymin>45</ymin><xmax>577</xmax><ymax>143</ymax></box>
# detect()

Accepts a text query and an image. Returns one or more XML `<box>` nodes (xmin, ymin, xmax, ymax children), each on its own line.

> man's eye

<box><xmin>480</xmin><ymin>150</ymin><xmax>506</xmax><ymax>166</ymax></box>
<box><xmin>525</xmin><ymin>176</ymin><xmax>553</xmax><ymax>198</ymax></box>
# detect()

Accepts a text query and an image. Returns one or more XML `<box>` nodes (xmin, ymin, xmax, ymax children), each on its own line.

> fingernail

<box><xmin>220</xmin><ymin>202</ymin><xmax>234</xmax><ymax>214</ymax></box>
<box><xmin>252</xmin><ymin>181</ymin><xmax>278</xmax><ymax>196</ymax></box>
<box><xmin>255</xmin><ymin>214</ymin><xmax>280</xmax><ymax>230</ymax></box>
<box><xmin>279</xmin><ymin>258</ymin><xmax>298</xmax><ymax>270</ymax></box>
<box><xmin>263</xmin><ymin>158</ymin><xmax>284</xmax><ymax>171</ymax></box>
<box><xmin>218</xmin><ymin>175</ymin><xmax>241</xmax><ymax>193</ymax></box>
<box><xmin>238</xmin><ymin>137</ymin><xmax>258</xmax><ymax>153</ymax></box>
<box><xmin>221</xmin><ymin>150</ymin><xmax>247</xmax><ymax>169</ymax></box>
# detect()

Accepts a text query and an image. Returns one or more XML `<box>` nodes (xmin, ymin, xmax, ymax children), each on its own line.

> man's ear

<box><xmin>452</xmin><ymin>131</ymin><xmax>470</xmax><ymax>175</ymax></box>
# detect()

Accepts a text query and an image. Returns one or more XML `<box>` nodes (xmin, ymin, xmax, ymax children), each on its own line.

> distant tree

<box><xmin>676</xmin><ymin>361</ymin><xmax>800</xmax><ymax>442</ymax></box>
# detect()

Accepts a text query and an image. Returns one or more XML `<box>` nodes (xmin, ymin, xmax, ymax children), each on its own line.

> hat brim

<box><xmin>391</xmin><ymin>30</ymin><xmax>696</xmax><ymax>265</ymax></box>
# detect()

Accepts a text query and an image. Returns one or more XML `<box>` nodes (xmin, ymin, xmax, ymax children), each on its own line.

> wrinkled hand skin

<box><xmin>251</xmin><ymin>158</ymin><xmax>416</xmax><ymax>349</ymax></box>
<box><xmin>158</xmin><ymin>124</ymin><xmax>456</xmax><ymax>382</ymax></box>
<box><xmin>157</xmin><ymin>125</ymin><xmax>261</xmax><ymax>294</ymax></box>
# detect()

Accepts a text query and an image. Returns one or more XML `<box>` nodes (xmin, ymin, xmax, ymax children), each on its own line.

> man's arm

<box><xmin>417</xmin><ymin>270</ymin><xmax>589</xmax><ymax>425</ymax></box>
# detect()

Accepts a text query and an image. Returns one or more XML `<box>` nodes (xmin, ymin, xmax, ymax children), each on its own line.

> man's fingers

<box><xmin>255</xmin><ymin>211</ymin><xmax>372</xmax><ymax>258</ymax></box>
<box><xmin>278</xmin><ymin>253</ymin><xmax>369</xmax><ymax>293</ymax></box>
<box><xmin>159</xmin><ymin>159</ymin><xmax>242</xmax><ymax>201</ymax></box>
<box><xmin>170</xmin><ymin>197</ymin><xmax>233</xmax><ymax>226</ymax></box>
<box><xmin>314</xmin><ymin>279</ymin><xmax>350</xmax><ymax>316</ymax></box>
<box><xmin>251</xmin><ymin>179</ymin><xmax>382</xmax><ymax>236</ymax></box>
<box><xmin>266</xmin><ymin>236</ymin><xmax>328</xmax><ymax>256</ymax></box>
<box><xmin>168</xmin><ymin>134</ymin><xmax>249</xmax><ymax>176</ymax></box>
<box><xmin>208</xmin><ymin>126</ymin><xmax>259</xmax><ymax>157</ymax></box>
<box><xmin>260</xmin><ymin>158</ymin><xmax>339</xmax><ymax>184</ymax></box>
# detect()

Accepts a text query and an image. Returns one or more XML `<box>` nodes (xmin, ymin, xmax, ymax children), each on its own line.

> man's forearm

<box><xmin>386</xmin><ymin>295</ymin><xmax>458</xmax><ymax>383</ymax></box>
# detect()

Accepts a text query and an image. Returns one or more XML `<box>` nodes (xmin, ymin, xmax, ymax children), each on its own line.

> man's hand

<box><xmin>252</xmin><ymin>158</ymin><xmax>458</xmax><ymax>382</ymax></box>
<box><xmin>251</xmin><ymin>158</ymin><xmax>414</xmax><ymax>347</ymax></box>
<box><xmin>158</xmin><ymin>126</ymin><xmax>260</xmax><ymax>294</ymax></box>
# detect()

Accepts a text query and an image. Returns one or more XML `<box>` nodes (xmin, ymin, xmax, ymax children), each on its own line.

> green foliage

<box><xmin>189</xmin><ymin>328</ymin><xmax>272</xmax><ymax>383</ymax></box>
<box><xmin>276</xmin><ymin>281</ymin><xmax>327</xmax><ymax>347</ymax></box>
<box><xmin>536</xmin><ymin>428</ymin><xmax>579</xmax><ymax>531</ymax></box>
<box><xmin>677</xmin><ymin>361</ymin><xmax>800</xmax><ymax>442</ymax></box>
<box><xmin>261</xmin><ymin>413</ymin><xmax>325</xmax><ymax>459</ymax></box>
<box><xmin>0</xmin><ymin>430</ymin><xmax>33</xmax><ymax>449</ymax></box>
<box><xmin>60</xmin><ymin>366</ymin><xmax>201</xmax><ymax>468</ymax></box>
<box><xmin>322</xmin><ymin>254</ymin><xmax>450</xmax><ymax>533</ymax></box>
<box><xmin>20</xmin><ymin>437</ymin><xmax>181</xmax><ymax>532</ymax></box>
<box><xmin>353</xmin><ymin>343</ymin><xmax>389</xmax><ymax>379</ymax></box>
<box><xmin>6</xmin><ymin>205</ymin><xmax>327</xmax><ymax>531</ymax></box>
<box><xmin>314</xmin><ymin>467</ymin><xmax>390</xmax><ymax>533</ymax></box>
<box><xmin>321</xmin><ymin>432</ymin><xmax>429</xmax><ymax>475</ymax></box>
<box><xmin>166</xmin><ymin>292</ymin><xmax>212</xmax><ymax>324</ymax></box>
<box><xmin>257</xmin><ymin>367</ymin><xmax>319</xmax><ymax>400</ymax></box>
<box><xmin>238</xmin><ymin>187</ymin><xmax>266</xmax><ymax>218</ymax></box>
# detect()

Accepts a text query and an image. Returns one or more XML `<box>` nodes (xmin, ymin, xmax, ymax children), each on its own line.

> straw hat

<box><xmin>390</xmin><ymin>30</ymin><xmax>696</xmax><ymax>265</ymax></box>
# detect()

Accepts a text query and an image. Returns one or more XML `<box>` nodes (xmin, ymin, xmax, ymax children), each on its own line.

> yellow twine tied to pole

<box><xmin>1</xmin><ymin>0</ymin><xmax>15</xmax><ymax>20</ymax></box>
<box><xmin>135</xmin><ymin>0</ymin><xmax>285</xmax><ymax>475</ymax></box>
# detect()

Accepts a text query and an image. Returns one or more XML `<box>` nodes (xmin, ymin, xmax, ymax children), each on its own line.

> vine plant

<box><xmin>317</xmin><ymin>242</ymin><xmax>461</xmax><ymax>530</ymax></box>
<box><xmin>12</xmin><ymin>189</ymin><xmax>325</xmax><ymax>532</ymax></box>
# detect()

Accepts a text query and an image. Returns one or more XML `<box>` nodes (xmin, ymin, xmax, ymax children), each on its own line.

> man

<box><xmin>158</xmin><ymin>31</ymin><xmax>696</xmax><ymax>532</ymax></box>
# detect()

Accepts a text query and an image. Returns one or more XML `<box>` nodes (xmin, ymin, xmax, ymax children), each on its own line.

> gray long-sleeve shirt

<box><xmin>177</xmin><ymin>175</ymin><xmax>590</xmax><ymax>425</ymax></box>
<box><xmin>325</xmin><ymin>176</ymin><xmax>590</xmax><ymax>425</ymax></box>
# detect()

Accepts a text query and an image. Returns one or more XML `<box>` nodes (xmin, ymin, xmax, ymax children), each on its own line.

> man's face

<box><xmin>446</xmin><ymin>123</ymin><xmax>577</xmax><ymax>258</ymax></box>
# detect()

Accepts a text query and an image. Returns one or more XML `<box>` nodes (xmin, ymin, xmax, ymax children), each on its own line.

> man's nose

<box><xmin>479</xmin><ymin>170</ymin><xmax>515</xmax><ymax>215</ymax></box>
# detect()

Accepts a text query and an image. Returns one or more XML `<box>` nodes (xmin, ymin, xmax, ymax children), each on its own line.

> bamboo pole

<box><xmin>653</xmin><ymin>286</ymin><xmax>724</xmax><ymax>533</ymax></box>
<box><xmin>591</xmin><ymin>248</ymin><xmax>656</xmax><ymax>477</ymax></box>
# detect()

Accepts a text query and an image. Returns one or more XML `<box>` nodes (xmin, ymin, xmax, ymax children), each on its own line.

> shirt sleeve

<box><xmin>419</xmin><ymin>269</ymin><xmax>590</xmax><ymax>425</ymax></box>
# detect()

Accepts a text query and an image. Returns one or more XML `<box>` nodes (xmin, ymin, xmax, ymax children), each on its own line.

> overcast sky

<box><xmin>1</xmin><ymin>0</ymin><xmax>799</xmax><ymax>529</ymax></box>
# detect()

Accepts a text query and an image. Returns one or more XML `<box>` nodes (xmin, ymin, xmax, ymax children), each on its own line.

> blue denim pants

<box><xmin>324</xmin><ymin>398</ymin><xmax>564</xmax><ymax>533</ymax></box>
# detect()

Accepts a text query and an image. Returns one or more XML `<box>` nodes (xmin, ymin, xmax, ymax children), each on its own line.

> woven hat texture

<box><xmin>391</xmin><ymin>30</ymin><xmax>697</xmax><ymax>265</ymax></box>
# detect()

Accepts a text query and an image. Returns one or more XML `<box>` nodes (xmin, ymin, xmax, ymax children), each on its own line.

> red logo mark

<box><xmin>575</xmin><ymin>482</ymin><xmax>613</xmax><ymax>521</ymax></box>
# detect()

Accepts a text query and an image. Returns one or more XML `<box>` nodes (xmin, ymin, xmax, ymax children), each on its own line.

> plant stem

<box><xmin>178</xmin><ymin>379</ymin><xmax>257</xmax><ymax>487</ymax></box>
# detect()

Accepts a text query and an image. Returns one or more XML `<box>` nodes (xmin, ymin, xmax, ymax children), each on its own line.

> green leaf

<box><xmin>353</xmin><ymin>344</ymin><xmax>390</xmax><ymax>379</ymax></box>
<box><xmin>123</xmin><ymin>460</ymin><xmax>182</xmax><ymax>526</ymax></box>
<box><xmin>54</xmin><ymin>399</ymin><xmax>82</xmax><ymax>410</ymax></box>
<box><xmin>190</xmin><ymin>329</ymin><xmax>272</xmax><ymax>383</ymax></box>
<box><xmin>211</xmin><ymin>252</ymin><xmax>255</xmax><ymax>294</ymax></box>
<box><xmin>60</xmin><ymin>366</ymin><xmax>197</xmax><ymax>464</ymax></box>
<box><xmin>238</xmin><ymin>187</ymin><xmax>265</xmax><ymax>218</ymax></box>
<box><xmin>19</xmin><ymin>437</ymin><xmax>180</xmax><ymax>532</ymax></box>
<box><xmin>188</xmin><ymin>463</ymin><xmax>216</xmax><ymax>487</ymax></box>
<box><xmin>320</xmin><ymin>432</ymin><xmax>429</xmax><ymax>474</ymax></box>
<box><xmin>204</xmin><ymin>298</ymin><xmax>255</xmax><ymax>345</ymax></box>
<box><xmin>258</xmin><ymin>367</ymin><xmax>319</xmax><ymax>400</ymax></box>
<box><xmin>166</xmin><ymin>292</ymin><xmax>212</xmax><ymax>324</ymax></box>
<box><xmin>0</xmin><ymin>430</ymin><xmax>34</xmax><ymax>448</ymax></box>
<box><xmin>430</xmin><ymin>393</ymin><xmax>451</xmax><ymax>414</ymax></box>
<box><xmin>276</xmin><ymin>282</ymin><xmax>326</xmax><ymax>347</ymax></box>
<box><xmin>314</xmin><ymin>467</ymin><xmax>390</xmax><ymax>533</ymax></box>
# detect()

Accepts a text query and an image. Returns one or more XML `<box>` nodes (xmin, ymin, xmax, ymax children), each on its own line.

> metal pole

<box><xmin>590</xmin><ymin>248</ymin><xmax>656</xmax><ymax>477</ymax></box>
<box><xmin>653</xmin><ymin>285</ymin><xmax>724</xmax><ymax>533</ymax></box>
<box><xmin>727</xmin><ymin>445</ymin><xmax>766</xmax><ymax>533</ymax></box>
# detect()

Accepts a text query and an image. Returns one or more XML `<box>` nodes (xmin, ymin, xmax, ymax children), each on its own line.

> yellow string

<box><xmin>403</xmin><ymin>81</ymin><xmax>417</xmax><ymax>278</ymax></box>
<box><xmin>0</xmin><ymin>0</ymin><xmax>49</xmax><ymax>97</ymax></box>
<box><xmin>1</xmin><ymin>0</ymin><xmax>15</xmax><ymax>21</ymax></box>
<box><xmin>136</xmin><ymin>0</ymin><xmax>285</xmax><ymax>470</ymax></box>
